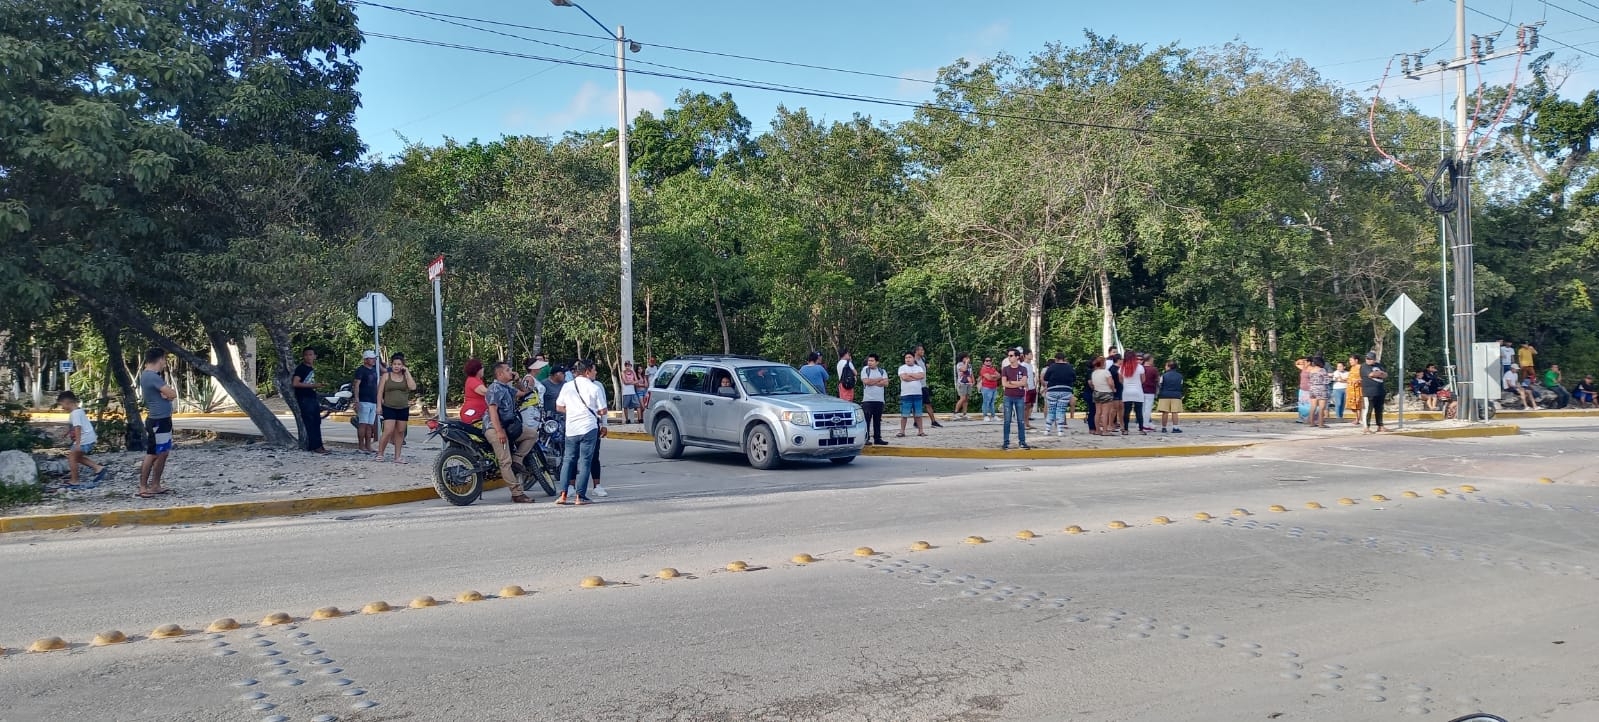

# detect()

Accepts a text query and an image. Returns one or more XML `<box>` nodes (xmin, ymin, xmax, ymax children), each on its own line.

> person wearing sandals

<box><xmin>896</xmin><ymin>352</ymin><xmax>927</xmax><ymax>438</ymax></box>
<box><xmin>1307</xmin><ymin>357</ymin><xmax>1330</xmax><ymax>427</ymax></box>
<box><xmin>138</xmin><ymin>347</ymin><xmax>178</xmax><ymax>498</ymax></box>
<box><xmin>1155</xmin><ymin>361</ymin><xmax>1185</xmax><ymax>433</ymax></box>
<box><xmin>374</xmin><ymin>353</ymin><xmax>416</xmax><ymax>463</ymax></box>
<box><xmin>58</xmin><ymin>391</ymin><xmax>109</xmax><ymax>488</ymax></box>
<box><xmin>1090</xmin><ymin>356</ymin><xmax>1119</xmax><ymax>436</ymax></box>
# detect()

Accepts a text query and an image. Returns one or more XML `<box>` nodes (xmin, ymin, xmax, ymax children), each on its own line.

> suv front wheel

<box><xmin>745</xmin><ymin>422</ymin><xmax>782</xmax><ymax>470</ymax></box>
<box><xmin>653</xmin><ymin>416</ymin><xmax>684</xmax><ymax>459</ymax></box>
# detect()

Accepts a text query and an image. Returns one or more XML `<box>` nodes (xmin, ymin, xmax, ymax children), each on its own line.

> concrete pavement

<box><xmin>1</xmin><ymin>419</ymin><xmax>1595</xmax><ymax>720</ymax></box>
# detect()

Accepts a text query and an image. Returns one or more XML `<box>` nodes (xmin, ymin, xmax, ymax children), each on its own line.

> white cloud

<box><xmin>974</xmin><ymin>20</ymin><xmax>1010</xmax><ymax>48</ymax></box>
<box><xmin>533</xmin><ymin>81</ymin><xmax>668</xmax><ymax>131</ymax></box>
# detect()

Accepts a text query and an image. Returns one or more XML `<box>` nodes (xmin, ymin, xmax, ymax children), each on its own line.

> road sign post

<box><xmin>1385</xmin><ymin>293</ymin><xmax>1424</xmax><ymax>429</ymax></box>
<box><xmin>428</xmin><ymin>256</ymin><xmax>447</xmax><ymax>420</ymax></box>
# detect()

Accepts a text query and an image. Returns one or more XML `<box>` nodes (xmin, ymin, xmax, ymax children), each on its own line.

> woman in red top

<box><xmin>460</xmin><ymin>358</ymin><xmax>489</xmax><ymax>426</ymax></box>
<box><xmin>978</xmin><ymin>357</ymin><xmax>1002</xmax><ymax>422</ymax></box>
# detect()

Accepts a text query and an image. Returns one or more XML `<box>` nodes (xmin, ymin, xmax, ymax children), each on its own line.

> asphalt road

<box><xmin>2</xmin><ymin>420</ymin><xmax>1597</xmax><ymax>722</ymax></box>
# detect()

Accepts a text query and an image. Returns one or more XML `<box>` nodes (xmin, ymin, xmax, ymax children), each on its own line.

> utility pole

<box><xmin>1400</xmin><ymin>1</ymin><xmax>1539</xmax><ymax>421</ymax></box>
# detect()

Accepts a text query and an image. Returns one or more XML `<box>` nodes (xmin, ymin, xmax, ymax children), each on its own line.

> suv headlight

<box><xmin>781</xmin><ymin>411</ymin><xmax>811</xmax><ymax>426</ymax></box>
<box><xmin>852</xmin><ymin>409</ymin><xmax>863</xmax><ymax>424</ymax></box>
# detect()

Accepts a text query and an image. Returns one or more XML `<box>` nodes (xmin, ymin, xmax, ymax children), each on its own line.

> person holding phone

<box><xmin>374</xmin><ymin>352</ymin><xmax>417</xmax><ymax>463</ymax></box>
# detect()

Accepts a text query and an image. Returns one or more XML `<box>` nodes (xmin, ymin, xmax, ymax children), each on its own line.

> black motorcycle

<box><xmin>427</xmin><ymin>417</ymin><xmax>563</xmax><ymax>506</ymax></box>
<box><xmin>318</xmin><ymin>383</ymin><xmax>354</xmax><ymax>419</ymax></box>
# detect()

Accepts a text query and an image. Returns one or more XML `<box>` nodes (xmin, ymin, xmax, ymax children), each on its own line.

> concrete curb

<box><xmin>0</xmin><ymin>479</ymin><xmax>507</xmax><ymax>534</ymax></box>
<box><xmin>1390</xmin><ymin>424</ymin><xmax>1521</xmax><ymax>440</ymax></box>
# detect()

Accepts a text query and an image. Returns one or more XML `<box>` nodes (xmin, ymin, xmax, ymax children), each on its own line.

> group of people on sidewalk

<box><xmin>801</xmin><ymin>345</ymin><xmax>1188</xmax><ymax>450</ymax></box>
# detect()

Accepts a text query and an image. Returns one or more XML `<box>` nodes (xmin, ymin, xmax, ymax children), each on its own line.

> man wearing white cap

<box><xmin>352</xmin><ymin>350</ymin><xmax>380</xmax><ymax>453</ymax></box>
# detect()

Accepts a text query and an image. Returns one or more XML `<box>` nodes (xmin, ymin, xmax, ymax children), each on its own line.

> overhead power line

<box><xmin>363</xmin><ymin>31</ymin><xmax>1439</xmax><ymax>155</ymax></box>
<box><xmin>1468</xmin><ymin>4</ymin><xmax>1599</xmax><ymax>60</ymax></box>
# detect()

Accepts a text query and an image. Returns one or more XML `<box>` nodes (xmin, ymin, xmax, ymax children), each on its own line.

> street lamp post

<box><xmin>551</xmin><ymin>0</ymin><xmax>639</xmax><ymax>368</ymax></box>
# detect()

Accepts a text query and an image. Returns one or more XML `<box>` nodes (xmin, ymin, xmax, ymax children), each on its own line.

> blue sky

<box><xmin>350</xmin><ymin>0</ymin><xmax>1599</xmax><ymax>159</ymax></box>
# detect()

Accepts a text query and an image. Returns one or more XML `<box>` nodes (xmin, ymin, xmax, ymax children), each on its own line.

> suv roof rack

<box><xmin>675</xmin><ymin>354</ymin><xmax>770</xmax><ymax>361</ymax></box>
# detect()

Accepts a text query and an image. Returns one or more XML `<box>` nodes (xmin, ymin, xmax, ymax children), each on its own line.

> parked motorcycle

<box><xmin>427</xmin><ymin>416</ymin><xmax>562</xmax><ymax>506</ymax></box>
<box><xmin>318</xmin><ymin>383</ymin><xmax>354</xmax><ymax>419</ymax></box>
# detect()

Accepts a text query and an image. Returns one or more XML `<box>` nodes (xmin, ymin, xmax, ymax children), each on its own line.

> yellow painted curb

<box><xmin>791</xmin><ymin>553</ymin><xmax>817</xmax><ymax>564</ymax></box>
<box><xmin>656</xmin><ymin>568</ymin><xmax>680</xmax><ymax>580</ymax></box>
<box><xmin>409</xmin><ymin>596</ymin><xmax>437</xmax><ymax>609</ymax></box>
<box><xmin>91</xmin><ymin>631</ymin><xmax>127</xmax><ymax>647</ymax></box>
<box><xmin>1393</xmin><ymin>424</ymin><xmax>1521</xmax><ymax>440</ymax></box>
<box><xmin>853</xmin><ymin>547</ymin><xmax>877</xmax><ymax>557</ymax></box>
<box><xmin>361</xmin><ymin>601</ymin><xmax>392</xmax><ymax>614</ymax></box>
<box><xmin>861</xmin><ymin>442</ymin><xmax>1247</xmax><ymax>461</ymax></box>
<box><xmin>725</xmin><ymin>561</ymin><xmax>749</xmax><ymax>572</ymax></box>
<box><xmin>0</xmin><ymin>479</ymin><xmax>509</xmax><ymax>534</ymax></box>
<box><xmin>609</xmin><ymin>431</ymin><xmax>651</xmax><ymax>442</ymax></box>
<box><xmin>149</xmin><ymin>624</ymin><xmax>185</xmax><ymax>639</ymax></box>
<box><xmin>909</xmin><ymin>541</ymin><xmax>933</xmax><ymax>551</ymax></box>
<box><xmin>1016</xmin><ymin>529</ymin><xmax>1038</xmax><ymax>539</ymax></box>
<box><xmin>500</xmin><ymin>585</ymin><xmax>527</xmax><ymax>597</ymax></box>
<box><xmin>311</xmin><ymin>606</ymin><xmax>342</xmax><ymax>620</ymax></box>
<box><xmin>207</xmin><ymin>618</ymin><xmax>240</xmax><ymax>632</ymax></box>
<box><xmin>261</xmin><ymin>612</ymin><xmax>293</xmax><ymax>626</ymax></box>
<box><xmin>579</xmin><ymin>576</ymin><xmax>606</xmax><ymax>588</ymax></box>
<box><xmin>28</xmin><ymin>637</ymin><xmax>67</xmax><ymax>653</ymax></box>
<box><xmin>456</xmin><ymin>590</ymin><xmax>485</xmax><ymax>603</ymax></box>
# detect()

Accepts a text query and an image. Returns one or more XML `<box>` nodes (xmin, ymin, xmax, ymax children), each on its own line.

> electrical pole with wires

<box><xmin>1391</xmin><ymin>1</ymin><xmax>1540</xmax><ymax>422</ymax></box>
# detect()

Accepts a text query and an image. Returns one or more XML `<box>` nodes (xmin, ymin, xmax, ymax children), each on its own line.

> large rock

<box><xmin>0</xmin><ymin>449</ymin><xmax>38</xmax><ymax>486</ymax></box>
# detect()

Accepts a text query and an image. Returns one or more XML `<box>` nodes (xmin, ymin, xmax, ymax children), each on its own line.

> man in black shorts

<box><xmin>139</xmin><ymin>347</ymin><xmax>178</xmax><ymax>498</ymax></box>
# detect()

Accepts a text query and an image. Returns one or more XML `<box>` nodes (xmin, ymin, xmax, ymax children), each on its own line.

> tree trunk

<box><xmin>202</xmin><ymin>325</ymin><xmax>296</xmax><ymax>446</ymax></box>
<box><xmin>1230</xmin><ymin>332</ymin><xmax>1243</xmax><ymax>413</ymax></box>
<box><xmin>1099</xmin><ymin>271</ymin><xmax>1115</xmax><ymax>355</ymax></box>
<box><xmin>94</xmin><ymin>316</ymin><xmax>146</xmax><ymax>452</ymax></box>
<box><xmin>263</xmin><ymin>320</ymin><xmax>308</xmax><ymax>447</ymax></box>
<box><xmin>1028</xmin><ymin>290</ymin><xmax>1044</xmax><ymax>365</ymax></box>
<box><xmin>644</xmin><ymin>286</ymin><xmax>653</xmax><ymax>361</ymax></box>
<box><xmin>1266</xmin><ymin>281</ymin><xmax>1284</xmax><ymax>410</ymax></box>
<box><xmin>56</xmin><ymin>282</ymin><xmax>294</xmax><ymax>444</ymax></box>
<box><xmin>531</xmin><ymin>280</ymin><xmax>551</xmax><ymax>356</ymax></box>
<box><xmin>711</xmin><ymin>276</ymin><xmax>731</xmax><ymax>354</ymax></box>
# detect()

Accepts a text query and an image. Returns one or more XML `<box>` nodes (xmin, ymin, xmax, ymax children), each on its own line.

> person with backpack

<box><xmin>836</xmin><ymin>350</ymin><xmax>858</xmax><ymax>403</ymax></box>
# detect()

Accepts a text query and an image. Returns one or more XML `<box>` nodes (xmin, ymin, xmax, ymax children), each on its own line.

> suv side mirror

<box><xmin>717</xmin><ymin>386</ymin><xmax>739</xmax><ymax>398</ymax></box>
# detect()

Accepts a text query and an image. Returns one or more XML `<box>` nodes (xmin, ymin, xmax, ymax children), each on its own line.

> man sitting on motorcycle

<box><xmin>486</xmin><ymin>361</ymin><xmax>538</xmax><ymax>504</ymax></box>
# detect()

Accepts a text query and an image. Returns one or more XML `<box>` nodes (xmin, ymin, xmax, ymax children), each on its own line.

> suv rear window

<box><xmin>675</xmin><ymin>365</ymin><xmax>711</xmax><ymax>394</ymax></box>
<box><xmin>652</xmin><ymin>363</ymin><xmax>682</xmax><ymax>389</ymax></box>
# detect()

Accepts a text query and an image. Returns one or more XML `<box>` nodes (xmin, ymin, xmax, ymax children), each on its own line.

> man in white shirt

<box><xmin>555</xmin><ymin>360</ymin><xmax>608</xmax><ymax>505</ymax></box>
<box><xmin>898</xmin><ymin>352</ymin><xmax>927</xmax><ymax>438</ymax></box>
<box><xmin>912</xmin><ymin>345</ymin><xmax>943</xmax><ymax>428</ymax></box>
<box><xmin>859</xmin><ymin>354</ymin><xmax>889</xmax><ymax>445</ymax></box>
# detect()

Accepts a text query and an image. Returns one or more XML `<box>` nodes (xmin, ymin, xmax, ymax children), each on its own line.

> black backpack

<box><xmin>840</xmin><ymin>363</ymin><xmax>857</xmax><ymax>390</ymax></box>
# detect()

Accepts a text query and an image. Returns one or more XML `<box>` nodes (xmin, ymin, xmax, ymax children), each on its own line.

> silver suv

<box><xmin>645</xmin><ymin>355</ymin><xmax>866</xmax><ymax>469</ymax></box>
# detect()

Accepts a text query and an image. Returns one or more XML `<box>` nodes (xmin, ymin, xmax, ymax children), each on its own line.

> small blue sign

<box><xmin>59</xmin><ymin>360</ymin><xmax>75</xmax><ymax>374</ymax></box>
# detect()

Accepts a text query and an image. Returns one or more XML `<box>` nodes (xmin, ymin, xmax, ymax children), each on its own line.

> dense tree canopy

<box><xmin>5</xmin><ymin>0</ymin><xmax>1598</xmax><ymax>445</ymax></box>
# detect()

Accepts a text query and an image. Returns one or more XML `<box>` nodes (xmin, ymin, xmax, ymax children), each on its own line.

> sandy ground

<box><xmin>12</xmin><ymin>423</ymin><xmax>432</xmax><ymax>518</ymax></box>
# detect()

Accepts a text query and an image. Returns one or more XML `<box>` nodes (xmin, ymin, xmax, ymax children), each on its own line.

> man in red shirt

<box><xmin>1000</xmin><ymin>349</ymin><xmax>1032</xmax><ymax>451</ymax></box>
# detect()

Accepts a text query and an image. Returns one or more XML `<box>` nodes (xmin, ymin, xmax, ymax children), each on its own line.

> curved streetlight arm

<box><xmin>549</xmin><ymin>0</ymin><xmax>617</xmax><ymax>40</ymax></box>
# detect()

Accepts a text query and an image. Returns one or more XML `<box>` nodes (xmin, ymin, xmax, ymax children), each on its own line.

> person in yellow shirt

<box><xmin>1517</xmin><ymin>342</ymin><xmax>1537</xmax><ymax>377</ymax></box>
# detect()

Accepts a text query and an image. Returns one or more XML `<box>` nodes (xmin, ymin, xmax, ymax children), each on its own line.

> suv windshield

<box><xmin>736</xmin><ymin>365</ymin><xmax>818</xmax><ymax>396</ymax></box>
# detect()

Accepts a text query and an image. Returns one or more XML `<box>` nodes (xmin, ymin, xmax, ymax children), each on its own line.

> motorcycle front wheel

<box><xmin>433</xmin><ymin>447</ymin><xmax>485</xmax><ymax>506</ymax></box>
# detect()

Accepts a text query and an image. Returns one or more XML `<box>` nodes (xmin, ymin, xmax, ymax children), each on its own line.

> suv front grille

<box><xmin>812</xmin><ymin>411</ymin><xmax>853</xmax><ymax>429</ymax></box>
